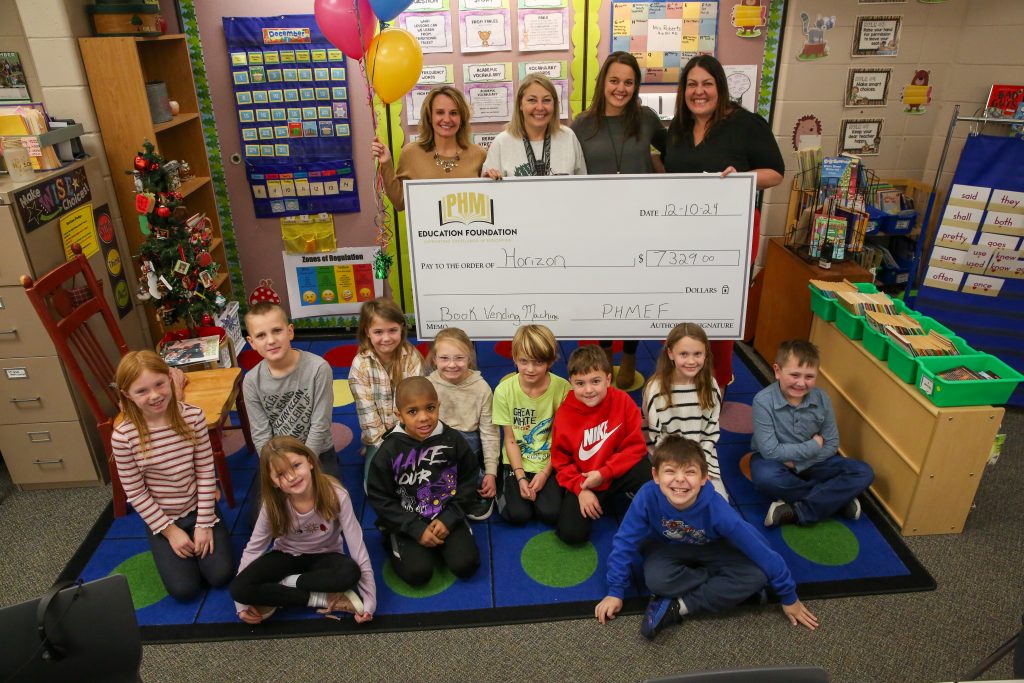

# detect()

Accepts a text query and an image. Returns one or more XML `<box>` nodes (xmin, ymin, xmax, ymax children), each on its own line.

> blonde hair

<box><xmin>428</xmin><ymin>327</ymin><xmax>478</xmax><ymax>371</ymax></box>
<box><xmin>356</xmin><ymin>297</ymin><xmax>423</xmax><ymax>387</ymax></box>
<box><xmin>510</xmin><ymin>324</ymin><xmax>559</xmax><ymax>365</ymax></box>
<box><xmin>506</xmin><ymin>74</ymin><xmax>562</xmax><ymax>139</ymax></box>
<box><xmin>647</xmin><ymin>323</ymin><xmax>718</xmax><ymax>411</ymax></box>
<box><xmin>259</xmin><ymin>436</ymin><xmax>341</xmax><ymax>539</ymax></box>
<box><xmin>115</xmin><ymin>350</ymin><xmax>195</xmax><ymax>457</ymax></box>
<box><xmin>417</xmin><ymin>86</ymin><xmax>472</xmax><ymax>152</ymax></box>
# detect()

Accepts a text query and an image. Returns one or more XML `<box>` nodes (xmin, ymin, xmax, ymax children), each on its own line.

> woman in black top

<box><xmin>572</xmin><ymin>52</ymin><xmax>663</xmax><ymax>389</ymax></box>
<box><xmin>654</xmin><ymin>55</ymin><xmax>785</xmax><ymax>393</ymax></box>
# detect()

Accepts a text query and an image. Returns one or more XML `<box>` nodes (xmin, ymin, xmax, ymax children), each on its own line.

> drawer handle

<box><xmin>27</xmin><ymin>431</ymin><xmax>52</xmax><ymax>443</ymax></box>
<box><xmin>0</xmin><ymin>328</ymin><xmax>17</xmax><ymax>335</ymax></box>
<box><xmin>32</xmin><ymin>458</ymin><xmax>64</xmax><ymax>465</ymax></box>
<box><xmin>9</xmin><ymin>396</ymin><xmax>41</xmax><ymax>403</ymax></box>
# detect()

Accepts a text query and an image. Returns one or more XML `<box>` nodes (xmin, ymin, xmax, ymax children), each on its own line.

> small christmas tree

<box><xmin>131</xmin><ymin>140</ymin><xmax>224</xmax><ymax>330</ymax></box>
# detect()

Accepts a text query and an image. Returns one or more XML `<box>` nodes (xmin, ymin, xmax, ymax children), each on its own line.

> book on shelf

<box><xmin>809</xmin><ymin>278</ymin><xmax>859</xmax><ymax>299</ymax></box>
<box><xmin>0</xmin><ymin>103</ymin><xmax>61</xmax><ymax>170</ymax></box>
<box><xmin>885</xmin><ymin>329</ymin><xmax>959</xmax><ymax>357</ymax></box>
<box><xmin>160</xmin><ymin>335</ymin><xmax>220</xmax><ymax>367</ymax></box>
<box><xmin>836</xmin><ymin>291</ymin><xmax>895</xmax><ymax>316</ymax></box>
<box><xmin>865</xmin><ymin>310</ymin><xmax>922</xmax><ymax>336</ymax></box>
<box><xmin>985</xmin><ymin>84</ymin><xmax>1024</xmax><ymax>118</ymax></box>
<box><xmin>877</xmin><ymin>189</ymin><xmax>903</xmax><ymax>214</ymax></box>
<box><xmin>937</xmin><ymin>365</ymin><xmax>1001</xmax><ymax>382</ymax></box>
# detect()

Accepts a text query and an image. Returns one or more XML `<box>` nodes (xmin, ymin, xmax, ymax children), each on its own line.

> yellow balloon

<box><xmin>366</xmin><ymin>29</ymin><xmax>423</xmax><ymax>104</ymax></box>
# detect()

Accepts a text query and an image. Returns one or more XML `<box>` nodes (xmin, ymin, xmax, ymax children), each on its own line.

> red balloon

<box><xmin>315</xmin><ymin>0</ymin><xmax>376</xmax><ymax>60</ymax></box>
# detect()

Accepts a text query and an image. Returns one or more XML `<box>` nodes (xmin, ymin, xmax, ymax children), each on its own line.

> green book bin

<box><xmin>916</xmin><ymin>354</ymin><xmax>1023</xmax><ymax>407</ymax></box>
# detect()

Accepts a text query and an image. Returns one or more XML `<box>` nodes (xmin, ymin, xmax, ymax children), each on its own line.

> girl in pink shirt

<box><xmin>231</xmin><ymin>436</ymin><xmax>376</xmax><ymax>624</ymax></box>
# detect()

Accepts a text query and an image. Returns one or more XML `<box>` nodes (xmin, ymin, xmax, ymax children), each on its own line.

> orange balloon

<box><xmin>366</xmin><ymin>29</ymin><xmax>423</xmax><ymax>104</ymax></box>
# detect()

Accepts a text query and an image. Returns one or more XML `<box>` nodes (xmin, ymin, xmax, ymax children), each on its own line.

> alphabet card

<box><xmin>983</xmin><ymin>209</ymin><xmax>1024</xmax><ymax>238</ymax></box>
<box><xmin>928</xmin><ymin>245</ymin><xmax>965</xmax><ymax>269</ymax></box>
<box><xmin>923</xmin><ymin>265</ymin><xmax>963</xmax><ymax>291</ymax></box>
<box><xmin>940</xmin><ymin>203</ymin><xmax>984</xmax><ymax>230</ymax></box>
<box><xmin>948</xmin><ymin>184</ymin><xmax>991</xmax><ymax>210</ymax></box>
<box><xmin>962</xmin><ymin>274</ymin><xmax>1003</xmax><ymax>297</ymax></box>
<box><xmin>934</xmin><ymin>224</ymin><xmax>974</xmax><ymax>250</ymax></box>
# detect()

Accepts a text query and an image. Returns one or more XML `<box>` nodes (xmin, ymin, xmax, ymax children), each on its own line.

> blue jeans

<box><xmin>749</xmin><ymin>454</ymin><xmax>874</xmax><ymax>524</ymax></box>
<box><xmin>644</xmin><ymin>541</ymin><xmax>767</xmax><ymax>615</ymax></box>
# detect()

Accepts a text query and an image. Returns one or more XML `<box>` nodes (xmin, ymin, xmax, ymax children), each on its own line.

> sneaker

<box><xmin>467</xmin><ymin>496</ymin><xmax>494</xmax><ymax>521</ymax></box>
<box><xmin>325</xmin><ymin>589</ymin><xmax>364</xmax><ymax>614</ymax></box>
<box><xmin>841</xmin><ymin>498</ymin><xmax>862</xmax><ymax>521</ymax></box>
<box><xmin>640</xmin><ymin>596</ymin><xmax>681</xmax><ymax>640</ymax></box>
<box><xmin>764</xmin><ymin>500</ymin><xmax>797</xmax><ymax>527</ymax></box>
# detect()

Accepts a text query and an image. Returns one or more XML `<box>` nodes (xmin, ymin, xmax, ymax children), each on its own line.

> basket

<box><xmin>888</xmin><ymin>209</ymin><xmax>918</xmax><ymax>235</ymax></box>
<box><xmin>885</xmin><ymin>334</ymin><xmax>980</xmax><ymax>384</ymax></box>
<box><xmin>915</xmin><ymin>354</ymin><xmax>1024</xmax><ymax>407</ymax></box>
<box><xmin>862</xmin><ymin>324</ymin><xmax>890</xmax><ymax>361</ymax></box>
<box><xmin>808</xmin><ymin>285</ymin><xmax>837</xmax><ymax>321</ymax></box>
<box><xmin>891</xmin><ymin>298</ymin><xmax>921</xmax><ymax>318</ymax></box>
<box><xmin>832</xmin><ymin>283</ymin><xmax>883</xmax><ymax>341</ymax></box>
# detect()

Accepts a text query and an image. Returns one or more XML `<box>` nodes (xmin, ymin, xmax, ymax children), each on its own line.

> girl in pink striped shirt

<box><xmin>112</xmin><ymin>351</ymin><xmax>233</xmax><ymax>600</ymax></box>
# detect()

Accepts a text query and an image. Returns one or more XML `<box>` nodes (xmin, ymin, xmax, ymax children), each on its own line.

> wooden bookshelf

<box><xmin>79</xmin><ymin>35</ymin><xmax>233</xmax><ymax>341</ymax></box>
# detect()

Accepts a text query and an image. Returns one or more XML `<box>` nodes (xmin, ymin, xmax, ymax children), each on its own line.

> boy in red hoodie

<box><xmin>552</xmin><ymin>345</ymin><xmax>650</xmax><ymax>545</ymax></box>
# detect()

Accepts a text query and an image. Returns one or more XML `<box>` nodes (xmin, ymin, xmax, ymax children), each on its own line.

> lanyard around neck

<box><xmin>522</xmin><ymin>133</ymin><xmax>551</xmax><ymax>176</ymax></box>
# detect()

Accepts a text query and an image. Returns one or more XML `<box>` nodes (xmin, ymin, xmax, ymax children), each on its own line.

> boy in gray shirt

<box><xmin>243</xmin><ymin>302</ymin><xmax>337</xmax><ymax>475</ymax></box>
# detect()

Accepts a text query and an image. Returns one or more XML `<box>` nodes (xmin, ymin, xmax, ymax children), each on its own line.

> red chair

<box><xmin>21</xmin><ymin>243</ymin><xmax>252</xmax><ymax>516</ymax></box>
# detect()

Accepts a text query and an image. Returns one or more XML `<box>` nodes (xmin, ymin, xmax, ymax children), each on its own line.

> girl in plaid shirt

<box><xmin>349</xmin><ymin>298</ymin><xmax>425</xmax><ymax>486</ymax></box>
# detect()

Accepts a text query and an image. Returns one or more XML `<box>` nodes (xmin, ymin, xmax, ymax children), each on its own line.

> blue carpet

<box><xmin>59</xmin><ymin>340</ymin><xmax>933</xmax><ymax>642</ymax></box>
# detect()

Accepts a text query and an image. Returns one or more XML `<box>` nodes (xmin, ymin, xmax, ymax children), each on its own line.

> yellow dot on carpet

<box><xmin>333</xmin><ymin>379</ymin><xmax>354</xmax><ymax>408</ymax></box>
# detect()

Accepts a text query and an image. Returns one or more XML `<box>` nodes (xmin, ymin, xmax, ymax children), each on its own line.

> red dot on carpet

<box><xmin>720</xmin><ymin>401</ymin><xmax>753</xmax><ymax>434</ymax></box>
<box><xmin>331</xmin><ymin>422</ymin><xmax>354</xmax><ymax>451</ymax></box>
<box><xmin>324</xmin><ymin>345</ymin><xmax>358</xmax><ymax>368</ymax></box>
<box><xmin>495</xmin><ymin>340</ymin><xmax>513</xmax><ymax>358</ymax></box>
<box><xmin>238</xmin><ymin>348</ymin><xmax>262</xmax><ymax>371</ymax></box>
<box><xmin>415</xmin><ymin>341</ymin><xmax>431</xmax><ymax>358</ymax></box>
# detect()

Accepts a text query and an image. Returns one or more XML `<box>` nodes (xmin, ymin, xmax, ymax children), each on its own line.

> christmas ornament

<box><xmin>149</xmin><ymin>161</ymin><xmax>160</xmax><ymax>172</ymax></box>
<box><xmin>146</xmin><ymin>270</ymin><xmax>162</xmax><ymax>299</ymax></box>
<box><xmin>135</xmin><ymin>192</ymin><xmax>156</xmax><ymax>214</ymax></box>
<box><xmin>173</xmin><ymin>206</ymin><xmax>188</xmax><ymax>223</ymax></box>
<box><xmin>373</xmin><ymin>249</ymin><xmax>393</xmax><ymax>280</ymax></box>
<box><xmin>157</xmin><ymin>205</ymin><xmax>171</xmax><ymax>219</ymax></box>
<box><xmin>134</xmin><ymin>155</ymin><xmax>148</xmax><ymax>172</ymax></box>
<box><xmin>197</xmin><ymin>252</ymin><xmax>212</xmax><ymax>267</ymax></box>
<box><xmin>214</xmin><ymin>293</ymin><xmax>227</xmax><ymax>309</ymax></box>
<box><xmin>201</xmin><ymin>313</ymin><xmax>214</xmax><ymax>326</ymax></box>
<box><xmin>136</xmin><ymin>282</ymin><xmax>151</xmax><ymax>302</ymax></box>
<box><xmin>248</xmin><ymin>279</ymin><xmax>282</xmax><ymax>305</ymax></box>
<box><xmin>138</xmin><ymin>214</ymin><xmax>150</xmax><ymax>236</ymax></box>
<box><xmin>173</xmin><ymin>259</ymin><xmax>190</xmax><ymax>275</ymax></box>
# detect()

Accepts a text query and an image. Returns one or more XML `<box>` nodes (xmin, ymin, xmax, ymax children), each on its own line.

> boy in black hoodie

<box><xmin>366</xmin><ymin>377</ymin><xmax>481</xmax><ymax>586</ymax></box>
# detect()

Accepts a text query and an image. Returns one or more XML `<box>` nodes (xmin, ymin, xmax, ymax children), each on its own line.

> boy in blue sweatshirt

<box><xmin>595</xmin><ymin>435</ymin><xmax>819</xmax><ymax>640</ymax></box>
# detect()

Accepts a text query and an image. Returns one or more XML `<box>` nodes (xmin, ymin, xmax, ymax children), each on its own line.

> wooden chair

<box><xmin>21</xmin><ymin>243</ymin><xmax>252</xmax><ymax>516</ymax></box>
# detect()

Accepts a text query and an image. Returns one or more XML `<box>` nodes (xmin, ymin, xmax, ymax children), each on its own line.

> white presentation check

<box><xmin>403</xmin><ymin>173</ymin><xmax>756</xmax><ymax>340</ymax></box>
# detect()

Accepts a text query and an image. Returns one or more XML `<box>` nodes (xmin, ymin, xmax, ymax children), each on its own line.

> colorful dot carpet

<box><xmin>59</xmin><ymin>339</ymin><xmax>933</xmax><ymax>643</ymax></box>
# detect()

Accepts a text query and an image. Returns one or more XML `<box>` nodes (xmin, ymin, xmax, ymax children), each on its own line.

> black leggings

<box><xmin>599</xmin><ymin>340</ymin><xmax>639</xmax><ymax>354</ymax></box>
<box><xmin>386</xmin><ymin>520</ymin><xmax>479</xmax><ymax>586</ymax></box>
<box><xmin>230</xmin><ymin>551</ymin><xmax>361</xmax><ymax>609</ymax></box>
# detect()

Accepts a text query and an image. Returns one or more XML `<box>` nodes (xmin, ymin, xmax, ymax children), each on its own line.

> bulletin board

<box><xmin>223</xmin><ymin>15</ymin><xmax>360</xmax><ymax>217</ymax></box>
<box><xmin>609</xmin><ymin>0</ymin><xmax>719</xmax><ymax>85</ymax></box>
<box><xmin>182</xmin><ymin>0</ymin><xmax>786</xmax><ymax>325</ymax></box>
<box><xmin>914</xmin><ymin>134</ymin><xmax>1024</xmax><ymax>406</ymax></box>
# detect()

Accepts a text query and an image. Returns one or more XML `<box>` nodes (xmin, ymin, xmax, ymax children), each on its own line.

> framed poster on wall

<box><xmin>846</xmin><ymin>68</ymin><xmax>891</xmax><ymax>107</ymax></box>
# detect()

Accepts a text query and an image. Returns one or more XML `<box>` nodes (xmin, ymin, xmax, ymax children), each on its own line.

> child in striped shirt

<box><xmin>642</xmin><ymin>323</ymin><xmax>726</xmax><ymax>500</ymax></box>
<box><xmin>112</xmin><ymin>350</ymin><xmax>233</xmax><ymax>600</ymax></box>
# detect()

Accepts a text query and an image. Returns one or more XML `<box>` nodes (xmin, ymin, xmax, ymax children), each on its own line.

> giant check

<box><xmin>404</xmin><ymin>173</ymin><xmax>756</xmax><ymax>340</ymax></box>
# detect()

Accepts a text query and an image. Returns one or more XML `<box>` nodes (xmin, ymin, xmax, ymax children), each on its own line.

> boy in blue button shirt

<box><xmin>751</xmin><ymin>340</ymin><xmax>875</xmax><ymax>527</ymax></box>
<box><xmin>595</xmin><ymin>435</ymin><xmax>818</xmax><ymax>640</ymax></box>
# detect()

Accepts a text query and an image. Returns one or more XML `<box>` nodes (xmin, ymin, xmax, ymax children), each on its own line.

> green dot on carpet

<box><xmin>520</xmin><ymin>531</ymin><xmax>598</xmax><ymax>588</ymax></box>
<box><xmin>110</xmin><ymin>551</ymin><xmax>168</xmax><ymax>609</ymax></box>
<box><xmin>781</xmin><ymin>519</ymin><xmax>860</xmax><ymax>566</ymax></box>
<box><xmin>382</xmin><ymin>560</ymin><xmax>456</xmax><ymax>598</ymax></box>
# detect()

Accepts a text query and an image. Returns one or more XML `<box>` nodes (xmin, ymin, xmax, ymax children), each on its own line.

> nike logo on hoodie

<box><xmin>578</xmin><ymin>420</ymin><xmax>621</xmax><ymax>461</ymax></box>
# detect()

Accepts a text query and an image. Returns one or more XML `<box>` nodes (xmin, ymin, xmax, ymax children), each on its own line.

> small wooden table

<box><xmin>754</xmin><ymin>237</ymin><xmax>873</xmax><ymax>363</ymax></box>
<box><xmin>183</xmin><ymin>367</ymin><xmax>254</xmax><ymax>508</ymax></box>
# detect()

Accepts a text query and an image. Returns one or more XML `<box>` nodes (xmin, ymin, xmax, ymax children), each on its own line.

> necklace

<box><xmin>433</xmin><ymin>152</ymin><xmax>460</xmax><ymax>173</ymax></box>
<box><xmin>605</xmin><ymin>116</ymin><xmax>626</xmax><ymax>174</ymax></box>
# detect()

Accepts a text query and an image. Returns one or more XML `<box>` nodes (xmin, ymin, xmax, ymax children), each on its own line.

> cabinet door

<box><xmin>0</xmin><ymin>420</ymin><xmax>100</xmax><ymax>485</ymax></box>
<box><xmin>0</xmin><ymin>356</ymin><xmax>79</xmax><ymax>424</ymax></box>
<box><xmin>0</xmin><ymin>206</ymin><xmax>32</xmax><ymax>286</ymax></box>
<box><xmin>0</xmin><ymin>285</ymin><xmax>56</xmax><ymax>357</ymax></box>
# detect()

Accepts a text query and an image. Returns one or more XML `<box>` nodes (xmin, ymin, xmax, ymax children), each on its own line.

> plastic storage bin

<box><xmin>832</xmin><ymin>283</ymin><xmax>884</xmax><ymax>341</ymax></box>
<box><xmin>885</xmin><ymin>334</ymin><xmax>979</xmax><ymax>384</ymax></box>
<box><xmin>916</xmin><ymin>354</ymin><xmax>1024</xmax><ymax>407</ymax></box>
<box><xmin>808</xmin><ymin>285</ymin><xmax>838</xmax><ymax>322</ymax></box>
